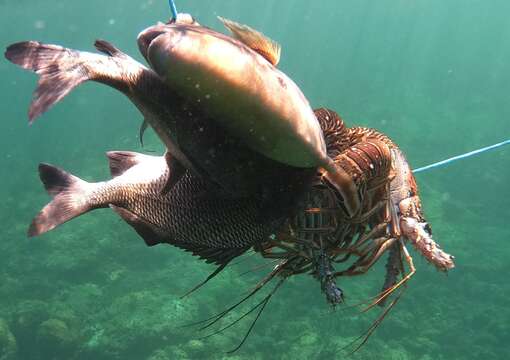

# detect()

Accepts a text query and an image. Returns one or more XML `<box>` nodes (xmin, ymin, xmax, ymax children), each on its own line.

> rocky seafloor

<box><xmin>1</xmin><ymin>174</ymin><xmax>509</xmax><ymax>360</ymax></box>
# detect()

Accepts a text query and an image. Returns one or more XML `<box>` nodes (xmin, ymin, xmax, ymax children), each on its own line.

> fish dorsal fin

<box><xmin>106</xmin><ymin>151</ymin><xmax>145</xmax><ymax>177</ymax></box>
<box><xmin>218</xmin><ymin>16</ymin><xmax>281</xmax><ymax>66</ymax></box>
<box><xmin>161</xmin><ymin>151</ymin><xmax>186</xmax><ymax>194</ymax></box>
<box><xmin>94</xmin><ymin>39</ymin><xmax>129</xmax><ymax>59</ymax></box>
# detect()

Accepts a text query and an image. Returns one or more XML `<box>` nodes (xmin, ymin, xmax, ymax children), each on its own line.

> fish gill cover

<box><xmin>0</xmin><ymin>1</ymin><xmax>509</xmax><ymax>360</ymax></box>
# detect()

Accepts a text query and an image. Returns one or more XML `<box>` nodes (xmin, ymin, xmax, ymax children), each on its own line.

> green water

<box><xmin>1</xmin><ymin>1</ymin><xmax>509</xmax><ymax>359</ymax></box>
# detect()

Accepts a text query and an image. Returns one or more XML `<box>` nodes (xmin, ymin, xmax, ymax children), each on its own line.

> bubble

<box><xmin>34</xmin><ymin>20</ymin><xmax>46</xmax><ymax>30</ymax></box>
<box><xmin>441</xmin><ymin>192</ymin><xmax>451</xmax><ymax>201</ymax></box>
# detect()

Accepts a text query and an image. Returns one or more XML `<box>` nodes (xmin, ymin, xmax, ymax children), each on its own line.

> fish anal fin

<box><xmin>161</xmin><ymin>151</ymin><xmax>185</xmax><ymax>195</ymax></box>
<box><xmin>109</xmin><ymin>205</ymin><xmax>165</xmax><ymax>246</ymax></box>
<box><xmin>174</xmin><ymin>242</ymin><xmax>249</xmax><ymax>266</ymax></box>
<box><xmin>218</xmin><ymin>17</ymin><xmax>281</xmax><ymax>66</ymax></box>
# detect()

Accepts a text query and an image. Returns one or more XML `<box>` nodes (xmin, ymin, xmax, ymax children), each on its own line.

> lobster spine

<box><xmin>333</xmin><ymin>139</ymin><xmax>393</xmax><ymax>192</ymax></box>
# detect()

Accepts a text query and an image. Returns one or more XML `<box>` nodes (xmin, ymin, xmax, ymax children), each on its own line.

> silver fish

<box><xmin>29</xmin><ymin>151</ymin><xmax>289</xmax><ymax>266</ymax></box>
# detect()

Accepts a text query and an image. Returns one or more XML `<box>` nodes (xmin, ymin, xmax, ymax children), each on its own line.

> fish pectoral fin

<box><xmin>218</xmin><ymin>16</ymin><xmax>281</xmax><ymax>66</ymax></box>
<box><xmin>161</xmin><ymin>151</ymin><xmax>186</xmax><ymax>195</ymax></box>
<box><xmin>109</xmin><ymin>205</ymin><xmax>165</xmax><ymax>246</ymax></box>
<box><xmin>139</xmin><ymin>119</ymin><xmax>149</xmax><ymax>147</ymax></box>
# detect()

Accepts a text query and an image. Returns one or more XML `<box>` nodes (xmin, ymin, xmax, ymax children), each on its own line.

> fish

<box><xmin>5</xmin><ymin>15</ymin><xmax>360</xmax><ymax>216</ymax></box>
<box><xmin>140</xmin><ymin>16</ymin><xmax>361</xmax><ymax>216</ymax></box>
<box><xmin>28</xmin><ymin>150</ymin><xmax>307</xmax><ymax>267</ymax></box>
<box><xmin>27</xmin><ymin>108</ymin><xmax>339</xmax><ymax>276</ymax></box>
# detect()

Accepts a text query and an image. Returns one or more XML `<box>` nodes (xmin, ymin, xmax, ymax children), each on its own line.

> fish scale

<box><xmin>60</xmin><ymin>154</ymin><xmax>279</xmax><ymax>264</ymax></box>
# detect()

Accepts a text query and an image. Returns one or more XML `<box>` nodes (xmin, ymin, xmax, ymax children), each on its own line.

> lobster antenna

<box><xmin>169</xmin><ymin>0</ymin><xmax>178</xmax><ymax>19</ymax></box>
<box><xmin>413</xmin><ymin>139</ymin><xmax>510</xmax><ymax>174</ymax></box>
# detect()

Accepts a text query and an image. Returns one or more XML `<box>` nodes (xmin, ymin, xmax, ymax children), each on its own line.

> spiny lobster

<box><xmin>197</xmin><ymin>108</ymin><xmax>455</xmax><ymax>353</ymax></box>
<box><xmin>255</xmin><ymin>108</ymin><xmax>456</xmax><ymax>351</ymax></box>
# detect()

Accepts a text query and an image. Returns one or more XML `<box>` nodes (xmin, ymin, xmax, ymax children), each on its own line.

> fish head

<box><xmin>137</xmin><ymin>14</ymin><xmax>199</xmax><ymax>62</ymax></box>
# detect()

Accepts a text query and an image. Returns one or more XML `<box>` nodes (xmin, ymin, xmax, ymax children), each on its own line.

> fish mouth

<box><xmin>137</xmin><ymin>23</ymin><xmax>171</xmax><ymax>61</ymax></box>
<box><xmin>137</xmin><ymin>15</ymin><xmax>199</xmax><ymax>62</ymax></box>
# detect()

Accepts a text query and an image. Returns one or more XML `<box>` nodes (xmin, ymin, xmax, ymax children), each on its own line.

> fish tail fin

<box><xmin>5</xmin><ymin>40</ymin><xmax>137</xmax><ymax>123</ymax></box>
<box><xmin>5</xmin><ymin>41</ymin><xmax>91</xmax><ymax>123</ymax></box>
<box><xmin>28</xmin><ymin>163</ymin><xmax>101</xmax><ymax>237</ymax></box>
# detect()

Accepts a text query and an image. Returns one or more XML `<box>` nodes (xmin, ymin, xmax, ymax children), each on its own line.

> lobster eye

<box><xmin>424</xmin><ymin>223</ymin><xmax>432</xmax><ymax>235</ymax></box>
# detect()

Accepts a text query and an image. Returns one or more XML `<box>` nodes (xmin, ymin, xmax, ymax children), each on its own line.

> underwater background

<box><xmin>1</xmin><ymin>0</ymin><xmax>509</xmax><ymax>359</ymax></box>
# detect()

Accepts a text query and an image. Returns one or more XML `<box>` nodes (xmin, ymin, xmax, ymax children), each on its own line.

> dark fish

<box><xmin>28</xmin><ymin>108</ymin><xmax>342</xmax><ymax>266</ymax></box>
<box><xmin>140</xmin><ymin>16</ymin><xmax>361</xmax><ymax>216</ymax></box>
<box><xmin>5</xmin><ymin>15</ymin><xmax>360</xmax><ymax>216</ymax></box>
<box><xmin>28</xmin><ymin>151</ymin><xmax>300</xmax><ymax>266</ymax></box>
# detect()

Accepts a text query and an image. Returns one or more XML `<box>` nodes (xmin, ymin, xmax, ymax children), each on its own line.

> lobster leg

<box><xmin>368</xmin><ymin>239</ymin><xmax>415</xmax><ymax>309</ymax></box>
<box><xmin>348</xmin><ymin>199</ymin><xmax>387</xmax><ymax>224</ymax></box>
<box><xmin>356</xmin><ymin>236</ymin><xmax>392</xmax><ymax>259</ymax></box>
<box><xmin>335</xmin><ymin>237</ymin><xmax>397</xmax><ymax>277</ymax></box>
<box><xmin>344</xmin><ymin>222</ymin><xmax>388</xmax><ymax>252</ymax></box>
<box><xmin>378</xmin><ymin>241</ymin><xmax>402</xmax><ymax>307</ymax></box>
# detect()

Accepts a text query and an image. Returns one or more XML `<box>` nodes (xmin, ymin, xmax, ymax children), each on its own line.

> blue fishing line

<box><xmin>413</xmin><ymin>139</ymin><xmax>510</xmax><ymax>174</ymax></box>
<box><xmin>169</xmin><ymin>0</ymin><xmax>178</xmax><ymax>19</ymax></box>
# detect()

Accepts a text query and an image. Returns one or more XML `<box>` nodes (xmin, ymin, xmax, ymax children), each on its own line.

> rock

<box><xmin>11</xmin><ymin>300</ymin><xmax>49</xmax><ymax>359</ymax></box>
<box><xmin>185</xmin><ymin>339</ymin><xmax>205</xmax><ymax>357</ymax></box>
<box><xmin>35</xmin><ymin>318</ymin><xmax>79</xmax><ymax>358</ymax></box>
<box><xmin>0</xmin><ymin>318</ymin><xmax>17</xmax><ymax>360</ymax></box>
<box><xmin>148</xmin><ymin>347</ymin><xmax>188</xmax><ymax>360</ymax></box>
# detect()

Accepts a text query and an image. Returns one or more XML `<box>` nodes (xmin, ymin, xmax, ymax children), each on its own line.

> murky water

<box><xmin>1</xmin><ymin>1</ymin><xmax>509</xmax><ymax>359</ymax></box>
